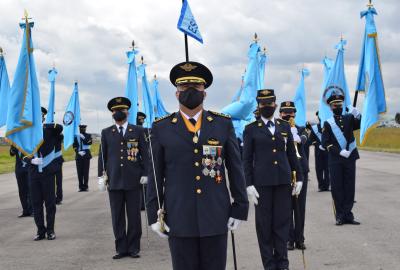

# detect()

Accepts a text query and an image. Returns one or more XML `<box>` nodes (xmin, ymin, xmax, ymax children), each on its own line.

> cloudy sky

<box><xmin>0</xmin><ymin>0</ymin><xmax>399</xmax><ymax>134</ymax></box>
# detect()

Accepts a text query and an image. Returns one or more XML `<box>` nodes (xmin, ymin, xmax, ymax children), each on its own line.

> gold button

<box><xmin>196</xmin><ymin>189</ymin><xmax>202</xmax><ymax>194</ymax></box>
<box><xmin>272</xmin><ymin>137</ymin><xmax>276</xmax><ymax>141</ymax></box>
<box><xmin>274</xmin><ymin>161</ymin><xmax>278</xmax><ymax>165</ymax></box>
<box><xmin>273</xmin><ymin>149</ymin><xmax>277</xmax><ymax>153</ymax></box>
<box><xmin>121</xmin><ymin>149</ymin><xmax>123</xmax><ymax>152</ymax></box>
<box><xmin>196</xmin><ymin>176</ymin><xmax>201</xmax><ymax>181</ymax></box>
<box><xmin>120</xmin><ymin>142</ymin><xmax>123</xmax><ymax>145</ymax></box>
<box><xmin>194</xmin><ymin>149</ymin><xmax>199</xmax><ymax>154</ymax></box>
<box><xmin>195</xmin><ymin>162</ymin><xmax>200</xmax><ymax>167</ymax></box>
<box><xmin>120</xmin><ymin>157</ymin><xmax>123</xmax><ymax>160</ymax></box>
<box><xmin>120</xmin><ymin>164</ymin><xmax>124</xmax><ymax>167</ymax></box>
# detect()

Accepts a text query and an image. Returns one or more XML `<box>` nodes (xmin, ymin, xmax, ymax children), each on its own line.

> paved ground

<box><xmin>0</xmin><ymin>150</ymin><xmax>399</xmax><ymax>270</ymax></box>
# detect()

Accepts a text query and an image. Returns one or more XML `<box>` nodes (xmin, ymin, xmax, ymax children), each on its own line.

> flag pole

<box><xmin>182</xmin><ymin>0</ymin><xmax>189</xmax><ymax>61</ymax></box>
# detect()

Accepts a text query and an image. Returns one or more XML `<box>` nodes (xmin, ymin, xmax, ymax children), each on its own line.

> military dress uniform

<box><xmin>73</xmin><ymin>125</ymin><xmax>92</xmax><ymax>191</ymax></box>
<box><xmin>136</xmin><ymin>112</ymin><xmax>148</xmax><ymax>211</ymax></box>
<box><xmin>309</xmin><ymin>113</ymin><xmax>330</xmax><ymax>191</ymax></box>
<box><xmin>54</xmin><ymin>124</ymin><xmax>64</xmax><ymax>204</ymax></box>
<box><xmin>322</xmin><ymin>93</ymin><xmax>361</xmax><ymax>225</ymax></box>
<box><xmin>146</xmin><ymin>61</ymin><xmax>248</xmax><ymax>270</ymax></box>
<box><xmin>98</xmin><ymin>97</ymin><xmax>149</xmax><ymax>257</ymax></box>
<box><xmin>243</xmin><ymin>91</ymin><xmax>302</xmax><ymax>270</ymax></box>
<box><xmin>24</xmin><ymin>122</ymin><xmax>63</xmax><ymax>239</ymax></box>
<box><xmin>10</xmin><ymin>146</ymin><xmax>32</xmax><ymax>217</ymax></box>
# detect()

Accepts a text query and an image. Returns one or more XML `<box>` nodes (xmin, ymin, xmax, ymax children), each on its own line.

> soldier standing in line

<box><xmin>73</xmin><ymin>125</ymin><xmax>92</xmax><ymax>192</ymax></box>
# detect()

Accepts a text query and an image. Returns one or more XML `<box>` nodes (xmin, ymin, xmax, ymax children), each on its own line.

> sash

<box><xmin>55</xmin><ymin>150</ymin><xmax>62</xmax><ymax>158</ymax></box>
<box><xmin>327</xmin><ymin>118</ymin><xmax>356</xmax><ymax>153</ymax></box>
<box><xmin>37</xmin><ymin>149</ymin><xmax>56</xmax><ymax>173</ymax></box>
<box><xmin>82</xmin><ymin>144</ymin><xmax>90</xmax><ymax>151</ymax></box>
<box><xmin>311</xmin><ymin>124</ymin><xmax>322</xmax><ymax>143</ymax></box>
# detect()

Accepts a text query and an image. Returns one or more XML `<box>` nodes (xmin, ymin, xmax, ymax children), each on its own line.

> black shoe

<box><xmin>78</xmin><ymin>189</ymin><xmax>84</xmax><ymax>192</ymax></box>
<box><xmin>56</xmin><ymin>201</ymin><xmax>62</xmax><ymax>205</ymax></box>
<box><xmin>34</xmin><ymin>234</ymin><xmax>46</xmax><ymax>241</ymax></box>
<box><xmin>287</xmin><ymin>241</ymin><xmax>295</xmax><ymax>250</ymax></box>
<box><xmin>112</xmin><ymin>253</ymin><xmax>127</xmax><ymax>260</ymax></box>
<box><xmin>18</xmin><ymin>213</ymin><xmax>32</xmax><ymax>218</ymax></box>
<box><xmin>129</xmin><ymin>252</ymin><xmax>140</xmax><ymax>258</ymax></box>
<box><xmin>47</xmin><ymin>232</ymin><xmax>56</xmax><ymax>240</ymax></box>
<box><xmin>295</xmin><ymin>242</ymin><xmax>306</xmax><ymax>250</ymax></box>
<box><xmin>346</xmin><ymin>220</ymin><xmax>361</xmax><ymax>225</ymax></box>
<box><xmin>336</xmin><ymin>219</ymin><xmax>344</xmax><ymax>226</ymax></box>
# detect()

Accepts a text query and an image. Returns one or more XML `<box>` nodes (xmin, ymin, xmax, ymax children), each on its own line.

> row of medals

<box><xmin>202</xmin><ymin>144</ymin><xmax>223</xmax><ymax>184</ymax></box>
<box><xmin>127</xmin><ymin>142</ymin><xmax>139</xmax><ymax>161</ymax></box>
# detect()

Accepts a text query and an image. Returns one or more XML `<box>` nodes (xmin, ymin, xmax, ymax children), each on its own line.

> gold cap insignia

<box><xmin>116</xmin><ymin>98</ymin><xmax>122</xmax><ymax>103</ymax></box>
<box><xmin>180</xmin><ymin>63</ymin><xmax>197</xmax><ymax>72</ymax></box>
<box><xmin>261</xmin><ymin>90</ymin><xmax>270</xmax><ymax>95</ymax></box>
<box><xmin>286</xmin><ymin>101</ymin><xmax>291</xmax><ymax>106</ymax></box>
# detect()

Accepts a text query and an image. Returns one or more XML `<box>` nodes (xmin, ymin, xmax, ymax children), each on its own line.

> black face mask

<box><xmin>333</xmin><ymin>107</ymin><xmax>343</xmax><ymax>116</ymax></box>
<box><xmin>281</xmin><ymin>115</ymin><xmax>292</xmax><ymax>121</ymax></box>
<box><xmin>259</xmin><ymin>106</ymin><xmax>276</xmax><ymax>119</ymax></box>
<box><xmin>113</xmin><ymin>110</ymin><xmax>127</xmax><ymax>122</ymax></box>
<box><xmin>178</xmin><ymin>88</ymin><xmax>205</xmax><ymax>109</ymax></box>
<box><xmin>80</xmin><ymin>129</ymin><xmax>86</xmax><ymax>134</ymax></box>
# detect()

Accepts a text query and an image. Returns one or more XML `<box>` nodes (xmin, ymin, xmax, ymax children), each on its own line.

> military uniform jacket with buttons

<box><xmin>10</xmin><ymin>146</ymin><xmax>28</xmax><ymax>174</ymax></box>
<box><xmin>98</xmin><ymin>124</ymin><xmax>149</xmax><ymax>191</ymax></box>
<box><xmin>309</xmin><ymin>124</ymin><xmax>323</xmax><ymax>147</ymax></box>
<box><xmin>73</xmin><ymin>132</ymin><xmax>93</xmax><ymax>160</ymax></box>
<box><xmin>25</xmin><ymin>124</ymin><xmax>63</xmax><ymax>179</ymax></box>
<box><xmin>146</xmin><ymin>111</ymin><xmax>249</xmax><ymax>238</ymax></box>
<box><xmin>296</xmin><ymin>125</ymin><xmax>310</xmax><ymax>174</ymax></box>
<box><xmin>243</xmin><ymin>118</ymin><xmax>303</xmax><ymax>187</ymax></box>
<box><xmin>54</xmin><ymin>124</ymin><xmax>64</xmax><ymax>168</ymax></box>
<box><xmin>322</xmin><ymin>114</ymin><xmax>361</xmax><ymax>164</ymax></box>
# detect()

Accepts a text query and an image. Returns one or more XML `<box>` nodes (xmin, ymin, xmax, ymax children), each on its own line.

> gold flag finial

<box><xmin>0</xmin><ymin>47</ymin><xmax>3</xmax><ymax>55</ymax></box>
<box><xmin>140</xmin><ymin>56</ymin><xmax>144</xmax><ymax>64</ymax></box>
<box><xmin>130</xmin><ymin>40</ymin><xmax>136</xmax><ymax>50</ymax></box>
<box><xmin>253</xmin><ymin>33</ymin><xmax>259</xmax><ymax>43</ymax></box>
<box><xmin>263</xmin><ymin>46</ymin><xmax>267</xmax><ymax>54</ymax></box>
<box><xmin>367</xmin><ymin>0</ymin><xmax>373</xmax><ymax>7</ymax></box>
<box><xmin>154</xmin><ymin>74</ymin><xmax>157</xmax><ymax>80</ymax></box>
<box><xmin>24</xmin><ymin>9</ymin><xmax>28</xmax><ymax>20</ymax></box>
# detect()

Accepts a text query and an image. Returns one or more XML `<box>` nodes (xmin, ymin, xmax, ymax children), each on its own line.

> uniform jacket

<box><xmin>98</xmin><ymin>124</ymin><xmax>149</xmax><ymax>191</ymax></box>
<box><xmin>10</xmin><ymin>146</ymin><xmax>28</xmax><ymax>174</ymax></box>
<box><xmin>54</xmin><ymin>124</ymin><xmax>64</xmax><ymax>170</ymax></box>
<box><xmin>146</xmin><ymin>111</ymin><xmax>249</xmax><ymax>238</ymax></box>
<box><xmin>322</xmin><ymin>114</ymin><xmax>361</xmax><ymax>164</ymax></box>
<box><xmin>296</xmin><ymin>125</ymin><xmax>310</xmax><ymax>174</ymax></box>
<box><xmin>73</xmin><ymin>132</ymin><xmax>92</xmax><ymax>160</ymax></box>
<box><xmin>243</xmin><ymin>118</ymin><xmax>303</xmax><ymax>187</ymax></box>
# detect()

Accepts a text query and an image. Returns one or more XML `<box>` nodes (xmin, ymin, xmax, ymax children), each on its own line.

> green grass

<box><xmin>354</xmin><ymin>128</ymin><xmax>400</xmax><ymax>153</ymax></box>
<box><xmin>0</xmin><ymin>143</ymin><xmax>99</xmax><ymax>174</ymax></box>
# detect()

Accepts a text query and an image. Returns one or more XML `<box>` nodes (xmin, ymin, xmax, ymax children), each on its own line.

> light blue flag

<box><xmin>177</xmin><ymin>0</ymin><xmax>203</xmax><ymax>43</ymax></box>
<box><xmin>318</xmin><ymin>56</ymin><xmax>334</xmax><ymax>124</ymax></box>
<box><xmin>138</xmin><ymin>63</ymin><xmax>154</xmax><ymax>128</ymax></box>
<box><xmin>231</xmin><ymin>73</ymin><xmax>245</xmax><ymax>103</ymax></box>
<box><xmin>0</xmin><ymin>52</ymin><xmax>10</xmax><ymax>127</ymax></box>
<box><xmin>294</xmin><ymin>68</ymin><xmax>310</xmax><ymax>127</ymax></box>
<box><xmin>45</xmin><ymin>67</ymin><xmax>58</xmax><ymax>124</ymax></box>
<box><xmin>151</xmin><ymin>76</ymin><xmax>169</xmax><ymax>119</ymax></box>
<box><xmin>356</xmin><ymin>6</ymin><xmax>386</xmax><ymax>145</ymax></box>
<box><xmin>63</xmin><ymin>82</ymin><xmax>81</xmax><ymax>150</ymax></box>
<box><xmin>6</xmin><ymin>20</ymin><xmax>43</xmax><ymax>156</ymax></box>
<box><xmin>125</xmin><ymin>50</ymin><xmax>139</xmax><ymax>125</ymax></box>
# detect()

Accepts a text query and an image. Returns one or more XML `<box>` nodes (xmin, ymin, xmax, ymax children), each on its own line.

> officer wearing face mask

<box><xmin>98</xmin><ymin>97</ymin><xmax>149</xmax><ymax>259</ymax></box>
<box><xmin>279</xmin><ymin>101</ymin><xmax>309</xmax><ymax>251</ymax></box>
<box><xmin>321</xmin><ymin>89</ymin><xmax>361</xmax><ymax>226</ymax></box>
<box><xmin>146</xmin><ymin>61</ymin><xmax>248</xmax><ymax>270</ymax></box>
<box><xmin>243</xmin><ymin>90</ymin><xmax>302</xmax><ymax>270</ymax></box>
<box><xmin>136</xmin><ymin>111</ymin><xmax>148</xmax><ymax>211</ymax></box>
<box><xmin>73</xmin><ymin>125</ymin><xmax>92</xmax><ymax>192</ymax></box>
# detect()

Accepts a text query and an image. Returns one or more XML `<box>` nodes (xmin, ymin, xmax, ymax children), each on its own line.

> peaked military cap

<box><xmin>256</xmin><ymin>89</ymin><xmax>276</xmax><ymax>102</ymax></box>
<box><xmin>169</xmin><ymin>61</ymin><xmax>213</xmax><ymax>89</ymax></box>
<box><xmin>279</xmin><ymin>101</ymin><xmax>297</xmax><ymax>113</ymax></box>
<box><xmin>324</xmin><ymin>85</ymin><xmax>345</xmax><ymax>105</ymax></box>
<box><xmin>107</xmin><ymin>97</ymin><xmax>131</xmax><ymax>111</ymax></box>
<box><xmin>136</xmin><ymin>111</ymin><xmax>146</xmax><ymax>121</ymax></box>
<box><xmin>41</xmin><ymin>107</ymin><xmax>48</xmax><ymax>115</ymax></box>
<box><xmin>326</xmin><ymin>91</ymin><xmax>345</xmax><ymax>105</ymax></box>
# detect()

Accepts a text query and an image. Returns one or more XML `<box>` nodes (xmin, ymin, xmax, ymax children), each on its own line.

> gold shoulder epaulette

<box><xmin>154</xmin><ymin>113</ymin><xmax>174</xmax><ymax>123</ymax></box>
<box><xmin>209</xmin><ymin>111</ymin><xmax>231</xmax><ymax>119</ymax></box>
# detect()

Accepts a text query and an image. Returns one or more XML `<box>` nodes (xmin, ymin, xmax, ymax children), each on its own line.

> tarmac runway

<box><xmin>0</xmin><ymin>150</ymin><xmax>399</xmax><ymax>270</ymax></box>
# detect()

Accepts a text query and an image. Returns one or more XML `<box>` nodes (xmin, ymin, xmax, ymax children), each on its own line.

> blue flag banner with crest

<box><xmin>0</xmin><ymin>52</ymin><xmax>10</xmax><ymax>127</ymax></box>
<box><xmin>356</xmin><ymin>6</ymin><xmax>386</xmax><ymax>145</ymax></box>
<box><xmin>151</xmin><ymin>76</ymin><xmax>169</xmax><ymax>119</ymax></box>
<box><xmin>318</xmin><ymin>56</ymin><xmax>334</xmax><ymax>125</ymax></box>
<box><xmin>6</xmin><ymin>19</ymin><xmax>43</xmax><ymax>156</ymax></box>
<box><xmin>63</xmin><ymin>82</ymin><xmax>81</xmax><ymax>150</ymax></box>
<box><xmin>45</xmin><ymin>67</ymin><xmax>58</xmax><ymax>124</ymax></box>
<box><xmin>125</xmin><ymin>50</ymin><xmax>139</xmax><ymax>125</ymax></box>
<box><xmin>294</xmin><ymin>68</ymin><xmax>310</xmax><ymax>127</ymax></box>
<box><xmin>138</xmin><ymin>63</ymin><xmax>154</xmax><ymax>128</ymax></box>
<box><xmin>177</xmin><ymin>0</ymin><xmax>203</xmax><ymax>43</ymax></box>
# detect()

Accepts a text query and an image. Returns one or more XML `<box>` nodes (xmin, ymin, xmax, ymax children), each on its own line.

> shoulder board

<box><xmin>154</xmin><ymin>113</ymin><xmax>174</xmax><ymax>123</ymax></box>
<box><xmin>208</xmin><ymin>111</ymin><xmax>231</xmax><ymax>119</ymax></box>
<box><xmin>246</xmin><ymin>120</ymin><xmax>257</xmax><ymax>127</ymax></box>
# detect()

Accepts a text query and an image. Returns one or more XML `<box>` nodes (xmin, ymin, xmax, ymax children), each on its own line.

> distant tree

<box><xmin>395</xmin><ymin>113</ymin><xmax>400</xmax><ymax>124</ymax></box>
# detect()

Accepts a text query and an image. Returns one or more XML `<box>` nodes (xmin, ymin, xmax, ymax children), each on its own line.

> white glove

<box><xmin>246</xmin><ymin>185</ymin><xmax>260</xmax><ymax>205</ymax></box>
<box><xmin>31</xmin><ymin>157</ymin><xmax>43</xmax><ymax>165</ymax></box>
<box><xmin>349</xmin><ymin>106</ymin><xmax>361</xmax><ymax>118</ymax></box>
<box><xmin>293</xmin><ymin>181</ymin><xmax>303</xmax><ymax>196</ymax></box>
<box><xmin>150</xmin><ymin>221</ymin><xmax>170</xmax><ymax>239</ymax></box>
<box><xmin>78</xmin><ymin>151</ymin><xmax>86</xmax><ymax>156</ymax></box>
<box><xmin>140</xmin><ymin>176</ymin><xmax>148</xmax><ymax>185</ymax></box>
<box><xmin>79</xmin><ymin>133</ymin><xmax>85</xmax><ymax>139</ymax></box>
<box><xmin>319</xmin><ymin>145</ymin><xmax>326</xmax><ymax>151</ymax></box>
<box><xmin>227</xmin><ymin>217</ymin><xmax>241</xmax><ymax>231</ymax></box>
<box><xmin>291</xmin><ymin>127</ymin><xmax>301</xmax><ymax>143</ymax></box>
<box><xmin>98</xmin><ymin>177</ymin><xmax>106</xmax><ymax>191</ymax></box>
<box><xmin>340</xmin><ymin>149</ymin><xmax>351</xmax><ymax>158</ymax></box>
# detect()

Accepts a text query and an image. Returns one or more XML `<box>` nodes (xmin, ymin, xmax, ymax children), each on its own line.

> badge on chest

<box><xmin>202</xmin><ymin>138</ymin><xmax>223</xmax><ymax>184</ymax></box>
<box><xmin>127</xmin><ymin>139</ymin><xmax>139</xmax><ymax>162</ymax></box>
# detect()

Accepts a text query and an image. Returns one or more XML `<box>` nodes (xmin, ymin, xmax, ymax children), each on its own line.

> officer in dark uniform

<box><xmin>322</xmin><ymin>89</ymin><xmax>361</xmax><ymax>226</ymax></box>
<box><xmin>54</xmin><ymin>124</ymin><xmax>64</xmax><ymax>204</ymax></box>
<box><xmin>73</xmin><ymin>125</ymin><xmax>92</xmax><ymax>192</ymax></box>
<box><xmin>278</xmin><ymin>101</ymin><xmax>309</xmax><ymax>251</ymax></box>
<box><xmin>136</xmin><ymin>111</ymin><xmax>148</xmax><ymax>211</ymax></box>
<box><xmin>98</xmin><ymin>97</ymin><xmax>149</xmax><ymax>259</ymax></box>
<box><xmin>146</xmin><ymin>61</ymin><xmax>248</xmax><ymax>270</ymax></box>
<box><xmin>309</xmin><ymin>111</ymin><xmax>330</xmax><ymax>191</ymax></box>
<box><xmin>23</xmin><ymin>107</ymin><xmax>62</xmax><ymax>240</ymax></box>
<box><xmin>10</xmin><ymin>146</ymin><xmax>32</xmax><ymax>217</ymax></box>
<box><xmin>243</xmin><ymin>90</ymin><xmax>302</xmax><ymax>270</ymax></box>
